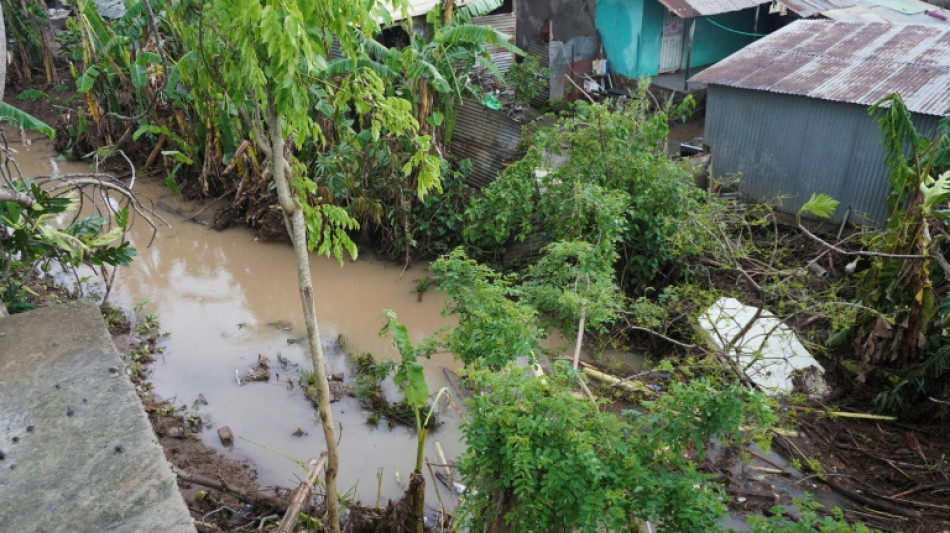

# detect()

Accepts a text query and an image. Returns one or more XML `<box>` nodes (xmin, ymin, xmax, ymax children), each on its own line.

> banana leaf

<box><xmin>0</xmin><ymin>102</ymin><xmax>55</xmax><ymax>139</ymax></box>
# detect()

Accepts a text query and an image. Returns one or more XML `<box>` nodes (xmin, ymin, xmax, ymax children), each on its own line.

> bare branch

<box><xmin>0</xmin><ymin>188</ymin><xmax>34</xmax><ymax>208</ymax></box>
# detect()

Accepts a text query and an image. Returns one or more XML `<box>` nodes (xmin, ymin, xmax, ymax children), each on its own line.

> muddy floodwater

<box><xmin>10</xmin><ymin>130</ymin><xmax>848</xmax><ymax>528</ymax></box>
<box><xmin>13</xmin><ymin>132</ymin><xmax>466</xmax><ymax>508</ymax></box>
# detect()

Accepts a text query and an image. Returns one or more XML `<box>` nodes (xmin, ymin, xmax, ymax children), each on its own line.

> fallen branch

<box><xmin>276</xmin><ymin>452</ymin><xmax>328</xmax><ymax>533</ymax></box>
<box><xmin>791</xmin><ymin>406</ymin><xmax>897</xmax><ymax>421</ymax></box>
<box><xmin>580</xmin><ymin>363</ymin><xmax>655</xmax><ymax>395</ymax></box>
<box><xmin>172</xmin><ymin>465</ymin><xmax>279</xmax><ymax>508</ymax></box>
<box><xmin>0</xmin><ymin>188</ymin><xmax>34</xmax><ymax>207</ymax></box>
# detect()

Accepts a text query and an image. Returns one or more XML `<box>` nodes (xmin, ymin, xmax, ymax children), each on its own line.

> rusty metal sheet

<box><xmin>656</xmin><ymin>0</ymin><xmax>770</xmax><ymax>18</ymax></box>
<box><xmin>778</xmin><ymin>0</ymin><xmax>950</xmax><ymax>23</ymax></box>
<box><xmin>777</xmin><ymin>0</ymin><xmax>853</xmax><ymax>18</ymax></box>
<box><xmin>691</xmin><ymin>21</ymin><xmax>950</xmax><ymax>117</ymax></box>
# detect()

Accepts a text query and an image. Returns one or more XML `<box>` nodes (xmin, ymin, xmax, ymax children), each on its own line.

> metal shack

<box><xmin>595</xmin><ymin>0</ymin><xmax>771</xmax><ymax>79</ymax></box>
<box><xmin>692</xmin><ymin>20</ymin><xmax>950</xmax><ymax>224</ymax></box>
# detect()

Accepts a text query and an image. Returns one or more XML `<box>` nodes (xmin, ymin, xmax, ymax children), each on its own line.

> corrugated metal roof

<box><xmin>778</xmin><ymin>0</ymin><xmax>950</xmax><ymax>24</ymax></box>
<box><xmin>657</xmin><ymin>0</ymin><xmax>771</xmax><ymax>18</ymax></box>
<box><xmin>691</xmin><ymin>21</ymin><xmax>950</xmax><ymax>116</ymax></box>
<box><xmin>381</xmin><ymin>0</ymin><xmax>478</xmax><ymax>20</ymax></box>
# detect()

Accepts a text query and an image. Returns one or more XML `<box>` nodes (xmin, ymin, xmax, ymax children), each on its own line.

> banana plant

<box><xmin>379</xmin><ymin>309</ymin><xmax>448</xmax><ymax>533</ymax></box>
<box><xmin>1</xmin><ymin>0</ymin><xmax>57</xmax><ymax>84</ymax></box>
<box><xmin>0</xmin><ymin>102</ymin><xmax>55</xmax><ymax>139</ymax></box>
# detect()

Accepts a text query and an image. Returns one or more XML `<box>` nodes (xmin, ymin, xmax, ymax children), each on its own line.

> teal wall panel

<box><xmin>596</xmin><ymin>0</ymin><xmax>762</xmax><ymax>78</ymax></box>
<box><xmin>686</xmin><ymin>10</ymin><xmax>759</xmax><ymax>69</ymax></box>
<box><xmin>596</xmin><ymin>0</ymin><xmax>644</xmax><ymax>77</ymax></box>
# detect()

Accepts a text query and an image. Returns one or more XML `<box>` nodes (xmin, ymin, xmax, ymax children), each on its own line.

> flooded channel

<box><xmin>10</xmin><ymin>129</ymin><xmax>848</xmax><ymax>527</ymax></box>
<box><xmin>12</xmin><ymin>131</ymin><xmax>467</xmax><ymax>508</ymax></box>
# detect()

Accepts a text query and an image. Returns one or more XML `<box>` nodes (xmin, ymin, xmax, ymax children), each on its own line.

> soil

<box><xmin>775</xmin><ymin>408</ymin><xmax>950</xmax><ymax>533</ymax></box>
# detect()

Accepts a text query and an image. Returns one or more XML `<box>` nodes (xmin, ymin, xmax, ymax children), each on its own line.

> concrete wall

<box><xmin>516</xmin><ymin>0</ymin><xmax>599</xmax><ymax>49</ymax></box>
<box><xmin>704</xmin><ymin>85</ymin><xmax>940</xmax><ymax>225</ymax></box>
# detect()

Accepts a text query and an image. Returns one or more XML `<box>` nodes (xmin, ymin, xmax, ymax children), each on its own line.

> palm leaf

<box><xmin>354</xmin><ymin>32</ymin><xmax>394</xmax><ymax>63</ymax></box>
<box><xmin>457</xmin><ymin>0</ymin><xmax>503</xmax><ymax>20</ymax></box>
<box><xmin>438</xmin><ymin>24</ymin><xmax>521</xmax><ymax>55</ymax></box>
<box><xmin>324</xmin><ymin>58</ymin><xmax>398</xmax><ymax>81</ymax></box>
<box><xmin>0</xmin><ymin>103</ymin><xmax>55</xmax><ymax>139</ymax></box>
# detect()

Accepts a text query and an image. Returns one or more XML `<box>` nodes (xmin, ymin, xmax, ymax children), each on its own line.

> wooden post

<box><xmin>276</xmin><ymin>453</ymin><xmax>329</xmax><ymax>533</ymax></box>
<box><xmin>683</xmin><ymin>18</ymin><xmax>696</xmax><ymax>92</ymax></box>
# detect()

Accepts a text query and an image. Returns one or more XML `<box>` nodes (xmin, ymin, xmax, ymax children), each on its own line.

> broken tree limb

<box><xmin>579</xmin><ymin>363</ymin><xmax>655</xmax><ymax>395</ymax></box>
<box><xmin>276</xmin><ymin>452</ymin><xmax>328</xmax><ymax>533</ymax></box>
<box><xmin>791</xmin><ymin>406</ymin><xmax>897</xmax><ymax>421</ymax></box>
<box><xmin>0</xmin><ymin>188</ymin><xmax>34</xmax><ymax>208</ymax></box>
<box><xmin>172</xmin><ymin>465</ymin><xmax>277</xmax><ymax>508</ymax></box>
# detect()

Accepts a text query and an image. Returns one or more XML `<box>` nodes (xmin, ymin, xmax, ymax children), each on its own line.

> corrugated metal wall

<box><xmin>450</xmin><ymin>99</ymin><xmax>525</xmax><ymax>189</ymax></box>
<box><xmin>474</xmin><ymin>13</ymin><xmax>518</xmax><ymax>73</ymax></box>
<box><xmin>525</xmin><ymin>40</ymin><xmax>551</xmax><ymax>107</ymax></box>
<box><xmin>705</xmin><ymin>85</ymin><xmax>939</xmax><ymax>225</ymax></box>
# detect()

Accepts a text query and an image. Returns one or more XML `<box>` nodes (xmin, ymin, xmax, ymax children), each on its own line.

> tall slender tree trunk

<box><xmin>266</xmin><ymin>99</ymin><xmax>341</xmax><ymax>533</ymax></box>
<box><xmin>1</xmin><ymin>3</ymin><xmax>6</xmax><ymax>105</ymax></box>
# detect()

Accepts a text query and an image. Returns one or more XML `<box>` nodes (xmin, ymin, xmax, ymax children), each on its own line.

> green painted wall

<box><xmin>595</xmin><ymin>0</ymin><xmax>645</xmax><ymax>78</ymax></box>
<box><xmin>640</xmin><ymin>0</ymin><xmax>665</xmax><ymax>76</ymax></box>
<box><xmin>595</xmin><ymin>0</ymin><xmax>761</xmax><ymax>78</ymax></box>
<box><xmin>685</xmin><ymin>11</ymin><xmax>758</xmax><ymax>69</ymax></box>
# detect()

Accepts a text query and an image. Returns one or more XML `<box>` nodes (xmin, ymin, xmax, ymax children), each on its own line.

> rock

<box><xmin>218</xmin><ymin>426</ymin><xmax>234</xmax><ymax>446</ymax></box>
<box><xmin>330</xmin><ymin>372</ymin><xmax>344</xmax><ymax>382</ymax></box>
<box><xmin>243</xmin><ymin>355</ymin><xmax>270</xmax><ymax>382</ymax></box>
<box><xmin>698</xmin><ymin>297</ymin><xmax>830</xmax><ymax>399</ymax></box>
<box><xmin>165</xmin><ymin>426</ymin><xmax>184</xmax><ymax>439</ymax></box>
<box><xmin>328</xmin><ymin>381</ymin><xmax>348</xmax><ymax>403</ymax></box>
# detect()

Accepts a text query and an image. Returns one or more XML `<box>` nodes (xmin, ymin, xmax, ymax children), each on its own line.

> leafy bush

<box><xmin>430</xmin><ymin>248</ymin><xmax>543</xmax><ymax>369</ymax></box>
<box><xmin>463</xmin><ymin>95</ymin><xmax>706</xmax><ymax>289</ymax></box>
<box><xmin>1</xmin><ymin>182</ymin><xmax>137</xmax><ymax>312</ymax></box>
<box><xmin>747</xmin><ymin>498</ymin><xmax>881</xmax><ymax>533</ymax></box>
<box><xmin>457</xmin><ymin>363</ymin><xmax>776</xmax><ymax>533</ymax></box>
<box><xmin>505</xmin><ymin>55</ymin><xmax>549</xmax><ymax>105</ymax></box>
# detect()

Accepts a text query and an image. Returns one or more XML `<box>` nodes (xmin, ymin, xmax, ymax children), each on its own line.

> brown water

<box><xmin>11</xmin><ymin>131</ymin><xmax>466</xmax><ymax>509</ymax></box>
<box><xmin>9</xmin><ymin>131</ymin><xmax>845</xmax><ymax>526</ymax></box>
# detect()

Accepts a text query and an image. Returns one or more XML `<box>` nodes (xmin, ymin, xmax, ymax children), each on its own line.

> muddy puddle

<box><xmin>9</xmin><ymin>131</ymin><xmax>467</xmax><ymax>509</ymax></box>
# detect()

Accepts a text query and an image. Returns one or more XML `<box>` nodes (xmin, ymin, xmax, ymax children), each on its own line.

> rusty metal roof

<box><xmin>657</xmin><ymin>0</ymin><xmax>771</xmax><ymax>18</ymax></box>
<box><xmin>691</xmin><ymin>21</ymin><xmax>950</xmax><ymax>116</ymax></box>
<box><xmin>778</xmin><ymin>0</ymin><xmax>950</xmax><ymax>23</ymax></box>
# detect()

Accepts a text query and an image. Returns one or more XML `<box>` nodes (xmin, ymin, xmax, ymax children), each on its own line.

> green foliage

<box><xmin>505</xmin><ymin>55</ymin><xmax>549</xmax><ymax>105</ymax></box>
<box><xmin>0</xmin><ymin>103</ymin><xmax>55</xmax><ymax>139</ymax></box>
<box><xmin>1</xmin><ymin>182</ymin><xmax>137</xmax><ymax>312</ymax></box>
<box><xmin>379</xmin><ymin>310</ymin><xmax>448</xmax><ymax>476</ymax></box>
<box><xmin>457</xmin><ymin>363</ymin><xmax>776</xmax><ymax>533</ymax></box>
<box><xmin>522</xmin><ymin>240</ymin><xmax>622</xmax><ymax>335</ymax></box>
<box><xmin>408</xmin><ymin>159</ymin><xmax>471</xmax><ymax>257</ymax></box>
<box><xmin>430</xmin><ymin>248</ymin><xmax>542</xmax><ymax>369</ymax></box>
<box><xmin>463</xmin><ymin>95</ymin><xmax>705</xmax><ymax>288</ymax></box>
<box><xmin>802</xmin><ymin>94</ymin><xmax>950</xmax><ymax>414</ymax></box>
<box><xmin>15</xmin><ymin>89</ymin><xmax>47</xmax><ymax>102</ymax></box>
<box><xmin>747</xmin><ymin>497</ymin><xmax>881</xmax><ymax>533</ymax></box>
<box><xmin>799</xmin><ymin>193</ymin><xmax>840</xmax><ymax>219</ymax></box>
<box><xmin>380</xmin><ymin>310</ymin><xmax>430</xmax><ymax>410</ymax></box>
<box><xmin>2</xmin><ymin>0</ymin><xmax>57</xmax><ymax>84</ymax></box>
